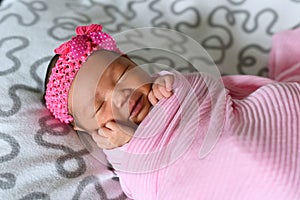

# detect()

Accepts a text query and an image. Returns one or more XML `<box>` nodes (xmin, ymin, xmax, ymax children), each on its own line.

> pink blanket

<box><xmin>104</xmin><ymin>28</ymin><xmax>300</xmax><ymax>200</ymax></box>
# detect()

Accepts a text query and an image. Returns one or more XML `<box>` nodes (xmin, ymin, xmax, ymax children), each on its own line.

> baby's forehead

<box><xmin>77</xmin><ymin>50</ymin><xmax>124</xmax><ymax>84</ymax></box>
<box><xmin>87</xmin><ymin>50</ymin><xmax>122</xmax><ymax>66</ymax></box>
<box><xmin>86</xmin><ymin>50</ymin><xmax>129</xmax><ymax>74</ymax></box>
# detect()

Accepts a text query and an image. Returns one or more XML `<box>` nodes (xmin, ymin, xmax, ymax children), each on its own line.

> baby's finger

<box><xmin>158</xmin><ymin>85</ymin><xmax>172</xmax><ymax>98</ymax></box>
<box><xmin>105</xmin><ymin>121</ymin><xmax>117</xmax><ymax>130</ymax></box>
<box><xmin>148</xmin><ymin>90</ymin><xmax>158</xmax><ymax>105</ymax></box>
<box><xmin>106</xmin><ymin>121</ymin><xmax>135</xmax><ymax>136</ymax></box>
<box><xmin>103</xmin><ymin>121</ymin><xmax>133</xmax><ymax>148</ymax></box>
<box><xmin>164</xmin><ymin>75</ymin><xmax>174</xmax><ymax>92</ymax></box>
<box><xmin>152</xmin><ymin>84</ymin><xmax>164</xmax><ymax>99</ymax></box>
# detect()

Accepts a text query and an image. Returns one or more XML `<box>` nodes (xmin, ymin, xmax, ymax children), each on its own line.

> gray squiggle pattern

<box><xmin>19</xmin><ymin>192</ymin><xmax>50</xmax><ymax>200</ymax></box>
<box><xmin>72</xmin><ymin>175</ymin><xmax>127</xmax><ymax>200</ymax></box>
<box><xmin>0</xmin><ymin>36</ymin><xmax>29</xmax><ymax>76</ymax></box>
<box><xmin>0</xmin><ymin>132</ymin><xmax>20</xmax><ymax>163</ymax></box>
<box><xmin>0</xmin><ymin>173</ymin><xmax>16</xmax><ymax>190</ymax></box>
<box><xmin>0</xmin><ymin>84</ymin><xmax>40</xmax><ymax>117</ymax></box>
<box><xmin>30</xmin><ymin>56</ymin><xmax>53</xmax><ymax>92</ymax></box>
<box><xmin>0</xmin><ymin>0</ymin><xmax>46</xmax><ymax>25</ymax></box>
<box><xmin>237</xmin><ymin>44</ymin><xmax>270</xmax><ymax>75</ymax></box>
<box><xmin>0</xmin><ymin>132</ymin><xmax>19</xmax><ymax>190</ymax></box>
<box><xmin>35</xmin><ymin>116</ymin><xmax>87</xmax><ymax>178</ymax></box>
<box><xmin>1</xmin><ymin>0</ymin><xmax>300</xmax><ymax>199</ymax></box>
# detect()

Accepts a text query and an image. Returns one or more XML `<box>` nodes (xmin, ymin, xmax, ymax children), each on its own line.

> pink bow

<box><xmin>54</xmin><ymin>24</ymin><xmax>117</xmax><ymax>58</ymax></box>
<box><xmin>75</xmin><ymin>24</ymin><xmax>102</xmax><ymax>35</ymax></box>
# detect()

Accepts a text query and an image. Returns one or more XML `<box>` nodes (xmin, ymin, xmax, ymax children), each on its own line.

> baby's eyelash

<box><xmin>117</xmin><ymin>66</ymin><xmax>130</xmax><ymax>82</ymax></box>
<box><xmin>96</xmin><ymin>101</ymin><xmax>104</xmax><ymax>113</ymax></box>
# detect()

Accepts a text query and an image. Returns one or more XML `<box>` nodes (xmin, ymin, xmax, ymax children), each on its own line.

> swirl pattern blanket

<box><xmin>2</xmin><ymin>0</ymin><xmax>300</xmax><ymax>199</ymax></box>
<box><xmin>104</xmin><ymin>28</ymin><xmax>300</xmax><ymax>200</ymax></box>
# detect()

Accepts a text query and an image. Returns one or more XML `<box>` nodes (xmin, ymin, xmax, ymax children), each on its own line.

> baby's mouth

<box><xmin>129</xmin><ymin>93</ymin><xmax>143</xmax><ymax>119</ymax></box>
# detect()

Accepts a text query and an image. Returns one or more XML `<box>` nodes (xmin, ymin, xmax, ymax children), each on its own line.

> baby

<box><xmin>45</xmin><ymin>24</ymin><xmax>300</xmax><ymax>200</ymax></box>
<box><xmin>44</xmin><ymin>24</ymin><xmax>174</xmax><ymax>150</ymax></box>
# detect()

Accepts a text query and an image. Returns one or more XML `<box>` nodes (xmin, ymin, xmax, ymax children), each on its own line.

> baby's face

<box><xmin>69</xmin><ymin>50</ymin><xmax>153</xmax><ymax>135</ymax></box>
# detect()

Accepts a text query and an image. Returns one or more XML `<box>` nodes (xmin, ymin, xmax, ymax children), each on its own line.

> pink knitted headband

<box><xmin>45</xmin><ymin>24</ymin><xmax>121</xmax><ymax>124</ymax></box>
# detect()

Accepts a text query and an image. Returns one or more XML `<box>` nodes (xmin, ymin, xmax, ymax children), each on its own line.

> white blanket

<box><xmin>1</xmin><ymin>0</ymin><xmax>300</xmax><ymax>199</ymax></box>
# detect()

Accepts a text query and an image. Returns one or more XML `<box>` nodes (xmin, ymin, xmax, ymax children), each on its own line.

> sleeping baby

<box><xmin>44</xmin><ymin>24</ymin><xmax>300</xmax><ymax>199</ymax></box>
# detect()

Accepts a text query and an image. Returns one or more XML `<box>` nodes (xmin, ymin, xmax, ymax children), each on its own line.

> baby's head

<box><xmin>44</xmin><ymin>24</ymin><xmax>153</xmax><ymax>143</ymax></box>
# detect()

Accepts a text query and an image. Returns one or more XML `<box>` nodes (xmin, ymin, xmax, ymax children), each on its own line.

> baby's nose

<box><xmin>112</xmin><ymin>88</ymin><xmax>132</xmax><ymax>108</ymax></box>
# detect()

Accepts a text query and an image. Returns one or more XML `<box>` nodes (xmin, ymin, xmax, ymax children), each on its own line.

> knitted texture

<box><xmin>45</xmin><ymin>24</ymin><xmax>121</xmax><ymax>123</ymax></box>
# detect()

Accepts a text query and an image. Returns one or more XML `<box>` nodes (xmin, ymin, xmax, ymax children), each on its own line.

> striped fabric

<box><xmin>104</xmin><ymin>28</ymin><xmax>300</xmax><ymax>199</ymax></box>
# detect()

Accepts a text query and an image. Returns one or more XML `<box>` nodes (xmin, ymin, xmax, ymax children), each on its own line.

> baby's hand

<box><xmin>91</xmin><ymin>121</ymin><xmax>135</xmax><ymax>150</ymax></box>
<box><xmin>148</xmin><ymin>74</ymin><xmax>174</xmax><ymax>105</ymax></box>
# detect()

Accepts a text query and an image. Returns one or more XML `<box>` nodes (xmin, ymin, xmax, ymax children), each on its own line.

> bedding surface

<box><xmin>1</xmin><ymin>0</ymin><xmax>300</xmax><ymax>199</ymax></box>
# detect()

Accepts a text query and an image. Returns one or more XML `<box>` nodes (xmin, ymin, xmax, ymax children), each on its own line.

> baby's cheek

<box><xmin>95</xmin><ymin>104</ymin><xmax>115</xmax><ymax>127</ymax></box>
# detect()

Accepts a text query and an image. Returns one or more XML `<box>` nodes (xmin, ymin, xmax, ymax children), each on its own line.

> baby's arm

<box><xmin>148</xmin><ymin>74</ymin><xmax>174</xmax><ymax>105</ymax></box>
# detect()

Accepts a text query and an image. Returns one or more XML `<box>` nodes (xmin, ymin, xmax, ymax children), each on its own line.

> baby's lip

<box><xmin>128</xmin><ymin>92</ymin><xmax>143</xmax><ymax>118</ymax></box>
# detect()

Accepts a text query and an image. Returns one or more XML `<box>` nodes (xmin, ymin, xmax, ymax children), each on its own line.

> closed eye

<box><xmin>95</xmin><ymin>101</ymin><xmax>104</xmax><ymax>113</ymax></box>
<box><xmin>117</xmin><ymin>65</ymin><xmax>130</xmax><ymax>83</ymax></box>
